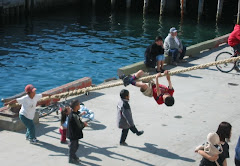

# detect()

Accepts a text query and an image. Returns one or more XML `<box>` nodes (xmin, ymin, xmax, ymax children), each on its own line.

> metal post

<box><xmin>216</xmin><ymin>0</ymin><xmax>224</xmax><ymax>22</ymax></box>
<box><xmin>198</xmin><ymin>0</ymin><xmax>204</xmax><ymax>22</ymax></box>
<box><xmin>160</xmin><ymin>0</ymin><xmax>166</xmax><ymax>15</ymax></box>
<box><xmin>237</xmin><ymin>0</ymin><xmax>240</xmax><ymax>24</ymax></box>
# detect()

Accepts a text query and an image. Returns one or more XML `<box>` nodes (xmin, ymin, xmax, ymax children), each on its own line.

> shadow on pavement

<box><xmin>127</xmin><ymin>143</ymin><xmax>195</xmax><ymax>162</ymax></box>
<box><xmin>78</xmin><ymin>141</ymin><xmax>155</xmax><ymax>166</ymax></box>
<box><xmin>84</xmin><ymin>120</ymin><xmax>107</xmax><ymax>131</ymax></box>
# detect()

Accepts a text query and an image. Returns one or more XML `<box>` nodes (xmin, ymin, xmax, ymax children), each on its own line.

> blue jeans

<box><xmin>19</xmin><ymin>114</ymin><xmax>35</xmax><ymax>139</ymax></box>
<box><xmin>169</xmin><ymin>46</ymin><xmax>186</xmax><ymax>62</ymax></box>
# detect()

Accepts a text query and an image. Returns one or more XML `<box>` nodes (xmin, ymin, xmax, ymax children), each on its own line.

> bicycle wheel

<box><xmin>215</xmin><ymin>52</ymin><xmax>235</xmax><ymax>73</ymax></box>
<box><xmin>38</xmin><ymin>104</ymin><xmax>58</xmax><ymax>118</ymax></box>
<box><xmin>234</xmin><ymin>59</ymin><xmax>240</xmax><ymax>72</ymax></box>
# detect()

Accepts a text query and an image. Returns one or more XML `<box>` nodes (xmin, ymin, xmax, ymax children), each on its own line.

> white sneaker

<box><xmin>29</xmin><ymin>138</ymin><xmax>39</xmax><ymax>144</ymax></box>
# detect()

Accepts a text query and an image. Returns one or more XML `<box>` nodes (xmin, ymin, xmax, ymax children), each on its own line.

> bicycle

<box><xmin>215</xmin><ymin>49</ymin><xmax>240</xmax><ymax>73</ymax></box>
<box><xmin>37</xmin><ymin>97</ymin><xmax>69</xmax><ymax>118</ymax></box>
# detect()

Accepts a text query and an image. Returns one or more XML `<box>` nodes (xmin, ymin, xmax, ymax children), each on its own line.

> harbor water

<box><xmin>0</xmin><ymin>6</ymin><xmax>235</xmax><ymax>101</ymax></box>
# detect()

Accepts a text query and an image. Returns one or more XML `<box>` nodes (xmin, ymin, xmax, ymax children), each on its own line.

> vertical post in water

<box><xmin>237</xmin><ymin>0</ymin><xmax>240</xmax><ymax>24</ymax></box>
<box><xmin>92</xmin><ymin>0</ymin><xmax>96</xmax><ymax>9</ymax></box>
<box><xmin>216</xmin><ymin>0</ymin><xmax>224</xmax><ymax>22</ymax></box>
<box><xmin>126</xmin><ymin>0</ymin><xmax>131</xmax><ymax>10</ymax></box>
<box><xmin>143</xmin><ymin>0</ymin><xmax>149</xmax><ymax>14</ymax></box>
<box><xmin>111</xmin><ymin>0</ymin><xmax>116</xmax><ymax>10</ymax></box>
<box><xmin>160</xmin><ymin>0</ymin><xmax>166</xmax><ymax>15</ymax></box>
<box><xmin>198</xmin><ymin>0</ymin><xmax>204</xmax><ymax>22</ymax></box>
<box><xmin>180</xmin><ymin>0</ymin><xmax>186</xmax><ymax>16</ymax></box>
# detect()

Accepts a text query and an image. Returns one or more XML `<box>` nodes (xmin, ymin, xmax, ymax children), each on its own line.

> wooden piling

<box><xmin>180</xmin><ymin>0</ymin><xmax>186</xmax><ymax>16</ymax></box>
<box><xmin>237</xmin><ymin>0</ymin><xmax>240</xmax><ymax>24</ymax></box>
<box><xmin>111</xmin><ymin>0</ymin><xmax>116</xmax><ymax>9</ymax></box>
<box><xmin>216</xmin><ymin>0</ymin><xmax>224</xmax><ymax>22</ymax></box>
<box><xmin>143</xmin><ymin>0</ymin><xmax>148</xmax><ymax>14</ymax></box>
<box><xmin>126</xmin><ymin>0</ymin><xmax>131</xmax><ymax>9</ymax></box>
<box><xmin>160</xmin><ymin>0</ymin><xmax>166</xmax><ymax>15</ymax></box>
<box><xmin>198</xmin><ymin>0</ymin><xmax>204</xmax><ymax>22</ymax></box>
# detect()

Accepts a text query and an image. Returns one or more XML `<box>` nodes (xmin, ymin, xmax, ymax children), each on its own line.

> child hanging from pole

<box><xmin>120</xmin><ymin>70</ymin><xmax>174</xmax><ymax>106</ymax></box>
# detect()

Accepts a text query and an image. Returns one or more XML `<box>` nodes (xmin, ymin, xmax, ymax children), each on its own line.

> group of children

<box><xmin>5</xmin><ymin>75</ymin><xmax>240</xmax><ymax>165</ymax></box>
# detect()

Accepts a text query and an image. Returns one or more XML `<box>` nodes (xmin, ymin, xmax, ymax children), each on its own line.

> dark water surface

<box><xmin>0</xmin><ymin>7</ymin><xmax>234</xmax><ymax>101</ymax></box>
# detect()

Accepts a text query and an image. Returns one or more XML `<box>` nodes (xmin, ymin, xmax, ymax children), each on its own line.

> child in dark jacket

<box><xmin>67</xmin><ymin>100</ymin><xmax>88</xmax><ymax>164</ymax></box>
<box><xmin>117</xmin><ymin>89</ymin><xmax>144</xmax><ymax>146</ymax></box>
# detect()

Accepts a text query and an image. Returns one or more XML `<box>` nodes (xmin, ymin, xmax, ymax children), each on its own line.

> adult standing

<box><xmin>164</xmin><ymin>27</ymin><xmax>187</xmax><ymax>65</ymax></box>
<box><xmin>5</xmin><ymin>84</ymin><xmax>49</xmax><ymax>144</ymax></box>
<box><xmin>117</xmin><ymin>89</ymin><xmax>144</xmax><ymax>146</ymax></box>
<box><xmin>197</xmin><ymin>122</ymin><xmax>232</xmax><ymax>166</ymax></box>
<box><xmin>235</xmin><ymin>136</ymin><xmax>240</xmax><ymax>166</ymax></box>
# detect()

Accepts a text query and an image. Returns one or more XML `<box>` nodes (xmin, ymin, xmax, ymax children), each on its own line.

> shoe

<box><xmin>137</xmin><ymin>131</ymin><xmax>144</xmax><ymax>136</ymax></box>
<box><xmin>69</xmin><ymin>158</ymin><xmax>79</xmax><ymax>164</ymax></box>
<box><xmin>122</xmin><ymin>75</ymin><xmax>131</xmax><ymax>87</ymax></box>
<box><xmin>120</xmin><ymin>142</ymin><xmax>128</xmax><ymax>146</ymax></box>
<box><xmin>73</xmin><ymin>157</ymin><xmax>80</xmax><ymax>162</ymax></box>
<box><xmin>160</xmin><ymin>68</ymin><xmax>165</xmax><ymax>73</ymax></box>
<box><xmin>171</xmin><ymin>61</ymin><xmax>178</xmax><ymax>66</ymax></box>
<box><xmin>61</xmin><ymin>141</ymin><xmax>68</xmax><ymax>144</ymax></box>
<box><xmin>156</xmin><ymin>69</ymin><xmax>161</xmax><ymax>73</ymax></box>
<box><xmin>119</xmin><ymin>74</ymin><xmax>126</xmax><ymax>79</ymax></box>
<box><xmin>29</xmin><ymin>138</ymin><xmax>39</xmax><ymax>144</ymax></box>
<box><xmin>179</xmin><ymin>59</ymin><xmax>187</xmax><ymax>63</ymax></box>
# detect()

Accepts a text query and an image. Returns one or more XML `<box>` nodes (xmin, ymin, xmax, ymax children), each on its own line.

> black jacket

<box><xmin>144</xmin><ymin>43</ymin><xmax>164</xmax><ymax>68</ymax></box>
<box><xmin>67</xmin><ymin>111</ymin><xmax>85</xmax><ymax>140</ymax></box>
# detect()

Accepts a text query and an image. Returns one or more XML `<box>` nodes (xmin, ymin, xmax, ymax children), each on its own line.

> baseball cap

<box><xmin>169</xmin><ymin>27</ymin><xmax>177</xmax><ymax>33</ymax></box>
<box><xmin>25</xmin><ymin>84</ymin><xmax>37</xmax><ymax>93</ymax></box>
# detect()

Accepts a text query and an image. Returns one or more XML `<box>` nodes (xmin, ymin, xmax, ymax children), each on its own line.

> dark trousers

<box><xmin>69</xmin><ymin>139</ymin><xmax>79</xmax><ymax>160</ymax></box>
<box><xmin>235</xmin><ymin>158</ymin><xmax>240</xmax><ymax>166</ymax></box>
<box><xmin>120</xmin><ymin>126</ymin><xmax>139</xmax><ymax>143</ymax></box>
<box><xmin>169</xmin><ymin>46</ymin><xmax>186</xmax><ymax>62</ymax></box>
<box><xmin>233</xmin><ymin>43</ymin><xmax>240</xmax><ymax>53</ymax></box>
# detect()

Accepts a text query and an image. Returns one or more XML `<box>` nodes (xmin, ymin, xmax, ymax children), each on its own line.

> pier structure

<box><xmin>0</xmin><ymin>0</ymin><xmax>238</xmax><ymax>24</ymax></box>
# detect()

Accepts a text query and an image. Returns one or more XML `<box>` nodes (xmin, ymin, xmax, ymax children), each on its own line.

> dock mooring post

<box><xmin>143</xmin><ymin>0</ymin><xmax>149</xmax><ymax>14</ymax></box>
<box><xmin>160</xmin><ymin>0</ymin><xmax>166</xmax><ymax>15</ymax></box>
<box><xmin>126</xmin><ymin>0</ymin><xmax>131</xmax><ymax>9</ymax></box>
<box><xmin>180</xmin><ymin>0</ymin><xmax>186</xmax><ymax>16</ymax></box>
<box><xmin>216</xmin><ymin>0</ymin><xmax>224</xmax><ymax>22</ymax></box>
<box><xmin>198</xmin><ymin>0</ymin><xmax>204</xmax><ymax>22</ymax></box>
<box><xmin>237</xmin><ymin>0</ymin><xmax>240</xmax><ymax>24</ymax></box>
<box><xmin>111</xmin><ymin>0</ymin><xmax>116</xmax><ymax>9</ymax></box>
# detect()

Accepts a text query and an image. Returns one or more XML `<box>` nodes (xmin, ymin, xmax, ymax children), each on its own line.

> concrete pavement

<box><xmin>0</xmin><ymin>44</ymin><xmax>240</xmax><ymax>166</ymax></box>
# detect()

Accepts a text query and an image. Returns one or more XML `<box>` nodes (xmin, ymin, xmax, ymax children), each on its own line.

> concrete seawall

<box><xmin>117</xmin><ymin>34</ymin><xmax>229</xmax><ymax>76</ymax></box>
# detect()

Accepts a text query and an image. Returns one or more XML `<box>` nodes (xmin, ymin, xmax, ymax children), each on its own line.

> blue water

<box><xmin>0</xmin><ymin>8</ymin><xmax>233</xmax><ymax>101</ymax></box>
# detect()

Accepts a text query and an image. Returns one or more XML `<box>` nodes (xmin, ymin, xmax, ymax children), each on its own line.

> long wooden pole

<box><xmin>237</xmin><ymin>0</ymin><xmax>240</xmax><ymax>24</ymax></box>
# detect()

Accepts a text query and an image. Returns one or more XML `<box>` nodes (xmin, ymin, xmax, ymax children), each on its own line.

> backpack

<box><xmin>144</xmin><ymin>45</ymin><xmax>156</xmax><ymax>68</ymax></box>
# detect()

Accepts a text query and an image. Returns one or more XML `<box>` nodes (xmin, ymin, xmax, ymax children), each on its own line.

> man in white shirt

<box><xmin>6</xmin><ymin>84</ymin><xmax>48</xmax><ymax>144</ymax></box>
<box><xmin>164</xmin><ymin>27</ymin><xmax>187</xmax><ymax>65</ymax></box>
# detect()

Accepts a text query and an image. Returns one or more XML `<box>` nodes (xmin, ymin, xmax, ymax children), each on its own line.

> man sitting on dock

<box><xmin>164</xmin><ymin>27</ymin><xmax>187</xmax><ymax>65</ymax></box>
<box><xmin>120</xmin><ymin>70</ymin><xmax>174</xmax><ymax>106</ymax></box>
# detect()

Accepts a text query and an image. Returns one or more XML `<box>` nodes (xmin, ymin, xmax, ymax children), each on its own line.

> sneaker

<box><xmin>160</xmin><ymin>68</ymin><xmax>165</xmax><ymax>73</ymax></box>
<box><xmin>171</xmin><ymin>61</ymin><xmax>178</xmax><ymax>66</ymax></box>
<box><xmin>156</xmin><ymin>69</ymin><xmax>161</xmax><ymax>73</ymax></box>
<box><xmin>137</xmin><ymin>131</ymin><xmax>144</xmax><ymax>136</ymax></box>
<box><xmin>69</xmin><ymin>158</ymin><xmax>79</xmax><ymax>164</ymax></box>
<box><xmin>73</xmin><ymin>157</ymin><xmax>80</xmax><ymax>162</ymax></box>
<box><xmin>29</xmin><ymin>139</ymin><xmax>38</xmax><ymax>144</ymax></box>
<box><xmin>179</xmin><ymin>59</ymin><xmax>187</xmax><ymax>63</ymax></box>
<box><xmin>61</xmin><ymin>141</ymin><xmax>68</xmax><ymax>144</ymax></box>
<box><xmin>120</xmin><ymin>142</ymin><xmax>128</xmax><ymax>146</ymax></box>
<box><xmin>122</xmin><ymin>75</ymin><xmax>131</xmax><ymax>87</ymax></box>
<box><xmin>119</xmin><ymin>74</ymin><xmax>126</xmax><ymax>80</ymax></box>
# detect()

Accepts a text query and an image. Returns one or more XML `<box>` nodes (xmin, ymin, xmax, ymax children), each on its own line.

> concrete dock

<box><xmin>0</xmin><ymin>44</ymin><xmax>240</xmax><ymax>166</ymax></box>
